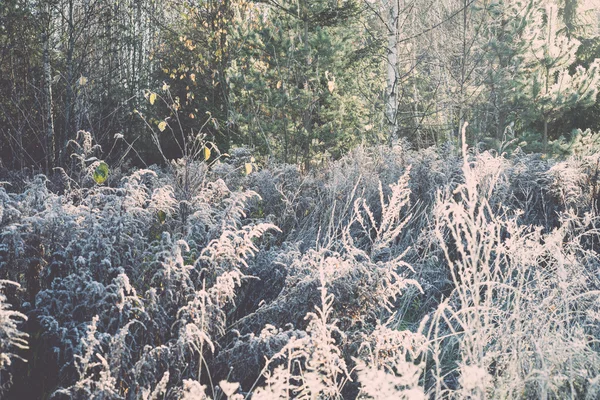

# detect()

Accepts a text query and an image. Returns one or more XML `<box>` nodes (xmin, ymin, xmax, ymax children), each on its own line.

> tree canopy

<box><xmin>1</xmin><ymin>0</ymin><xmax>599</xmax><ymax>172</ymax></box>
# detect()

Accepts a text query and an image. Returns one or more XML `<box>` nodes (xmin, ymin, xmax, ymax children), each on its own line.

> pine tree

<box><xmin>227</xmin><ymin>0</ymin><xmax>379</xmax><ymax>167</ymax></box>
<box><xmin>479</xmin><ymin>0</ymin><xmax>533</xmax><ymax>142</ymax></box>
<box><xmin>516</xmin><ymin>0</ymin><xmax>600</xmax><ymax>152</ymax></box>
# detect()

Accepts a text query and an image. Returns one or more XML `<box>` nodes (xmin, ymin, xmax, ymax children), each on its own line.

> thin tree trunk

<box><xmin>410</xmin><ymin>10</ymin><xmax>420</xmax><ymax>148</ymax></box>
<box><xmin>543</xmin><ymin>118</ymin><xmax>548</xmax><ymax>153</ymax></box>
<box><xmin>63</xmin><ymin>0</ymin><xmax>75</xmax><ymax>166</ymax></box>
<box><xmin>302</xmin><ymin>19</ymin><xmax>312</xmax><ymax>171</ymax></box>
<box><xmin>496</xmin><ymin>107</ymin><xmax>506</xmax><ymax>141</ymax></box>
<box><xmin>458</xmin><ymin>0</ymin><xmax>468</xmax><ymax>150</ymax></box>
<box><xmin>42</xmin><ymin>18</ymin><xmax>55</xmax><ymax>174</ymax></box>
<box><xmin>385</xmin><ymin>0</ymin><xmax>399</xmax><ymax>145</ymax></box>
<box><xmin>219</xmin><ymin>0</ymin><xmax>231</xmax><ymax>154</ymax></box>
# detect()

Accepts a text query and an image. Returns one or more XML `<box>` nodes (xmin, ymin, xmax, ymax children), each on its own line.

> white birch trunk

<box><xmin>385</xmin><ymin>0</ymin><xmax>399</xmax><ymax>145</ymax></box>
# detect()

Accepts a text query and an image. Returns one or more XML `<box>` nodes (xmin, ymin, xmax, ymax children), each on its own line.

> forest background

<box><xmin>2</xmin><ymin>0</ymin><xmax>600</xmax><ymax>171</ymax></box>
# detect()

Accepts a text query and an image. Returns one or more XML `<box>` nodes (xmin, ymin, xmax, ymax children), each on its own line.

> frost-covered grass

<box><xmin>1</xmin><ymin>142</ymin><xmax>600</xmax><ymax>399</ymax></box>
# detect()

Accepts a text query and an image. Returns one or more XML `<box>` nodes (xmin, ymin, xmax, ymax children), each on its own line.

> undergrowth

<box><xmin>1</xmin><ymin>136</ymin><xmax>600</xmax><ymax>399</ymax></box>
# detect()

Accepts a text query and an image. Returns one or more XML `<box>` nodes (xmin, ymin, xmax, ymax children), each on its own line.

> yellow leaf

<box><xmin>93</xmin><ymin>162</ymin><xmax>109</xmax><ymax>184</ymax></box>
<box><xmin>162</xmin><ymin>83</ymin><xmax>169</xmax><ymax>91</ymax></box>
<box><xmin>78</xmin><ymin>76</ymin><xmax>88</xmax><ymax>86</ymax></box>
<box><xmin>204</xmin><ymin>146</ymin><xmax>211</xmax><ymax>161</ymax></box>
<box><xmin>190</xmin><ymin>73</ymin><xmax>196</xmax><ymax>83</ymax></box>
<box><xmin>158</xmin><ymin>121</ymin><xmax>167</xmax><ymax>132</ymax></box>
<box><xmin>327</xmin><ymin>80</ymin><xmax>335</xmax><ymax>93</ymax></box>
<box><xmin>189</xmin><ymin>113</ymin><xmax>195</xmax><ymax>119</ymax></box>
<box><xmin>244</xmin><ymin>162</ymin><xmax>252</xmax><ymax>175</ymax></box>
<box><xmin>149</xmin><ymin>92</ymin><xmax>157</xmax><ymax>105</ymax></box>
<box><xmin>276</xmin><ymin>81</ymin><xmax>281</xmax><ymax>89</ymax></box>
